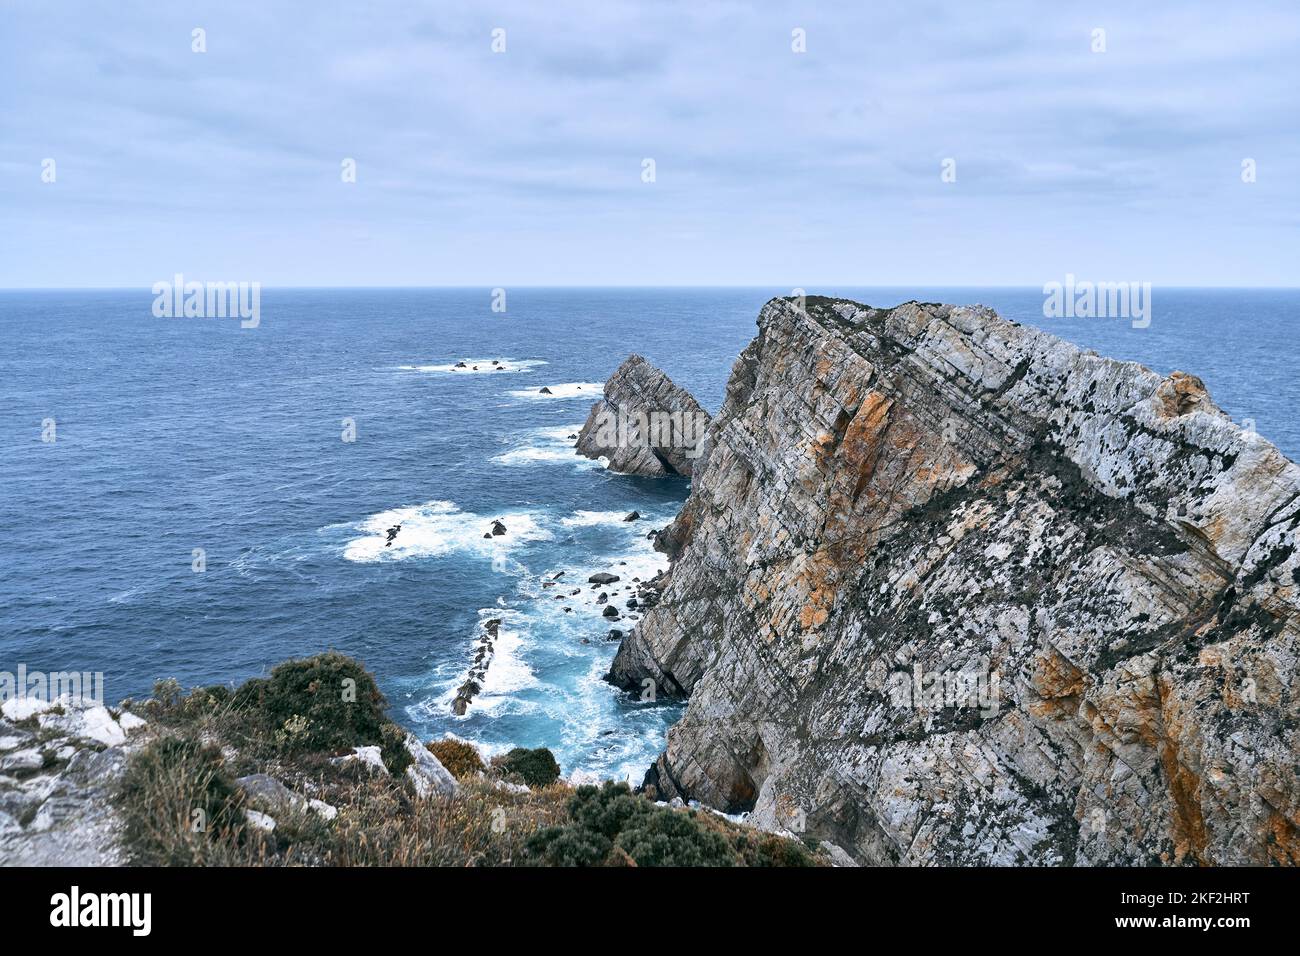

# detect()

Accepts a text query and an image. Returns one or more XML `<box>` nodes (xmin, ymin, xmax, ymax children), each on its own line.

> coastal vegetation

<box><xmin>111</xmin><ymin>653</ymin><xmax>821</xmax><ymax>867</ymax></box>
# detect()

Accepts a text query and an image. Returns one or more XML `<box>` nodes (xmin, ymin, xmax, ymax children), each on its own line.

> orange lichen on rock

<box><xmin>1156</xmin><ymin>685</ymin><xmax>1210</xmax><ymax>865</ymax></box>
<box><xmin>1154</xmin><ymin>371</ymin><xmax>1210</xmax><ymax>419</ymax></box>
<box><xmin>1266</xmin><ymin>810</ymin><xmax>1300</xmax><ymax>865</ymax></box>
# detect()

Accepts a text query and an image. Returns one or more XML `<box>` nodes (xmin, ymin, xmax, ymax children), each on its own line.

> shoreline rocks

<box><xmin>451</xmin><ymin>618</ymin><xmax>502</xmax><ymax>716</ymax></box>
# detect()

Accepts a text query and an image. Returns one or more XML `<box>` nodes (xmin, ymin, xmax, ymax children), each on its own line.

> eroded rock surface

<box><xmin>611</xmin><ymin>296</ymin><xmax>1300</xmax><ymax>866</ymax></box>
<box><xmin>576</xmin><ymin>355</ymin><xmax>710</xmax><ymax>477</ymax></box>
<box><xmin>0</xmin><ymin>697</ymin><xmax>147</xmax><ymax>865</ymax></box>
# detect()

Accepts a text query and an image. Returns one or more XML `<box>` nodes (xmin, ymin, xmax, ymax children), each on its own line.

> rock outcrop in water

<box><xmin>611</xmin><ymin>295</ymin><xmax>1300</xmax><ymax>866</ymax></box>
<box><xmin>576</xmin><ymin>355</ymin><xmax>710</xmax><ymax>477</ymax></box>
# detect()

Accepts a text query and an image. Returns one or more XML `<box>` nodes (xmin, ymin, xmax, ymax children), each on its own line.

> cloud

<box><xmin>0</xmin><ymin>0</ymin><xmax>1297</xmax><ymax>286</ymax></box>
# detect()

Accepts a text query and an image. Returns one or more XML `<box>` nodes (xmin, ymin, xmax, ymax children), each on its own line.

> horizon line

<box><xmin>3</xmin><ymin>283</ymin><xmax>1300</xmax><ymax>292</ymax></box>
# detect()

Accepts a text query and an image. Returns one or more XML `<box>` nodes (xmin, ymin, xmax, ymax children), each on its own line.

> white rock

<box><xmin>117</xmin><ymin>711</ymin><xmax>147</xmax><ymax>732</ymax></box>
<box><xmin>38</xmin><ymin>706</ymin><xmax>126</xmax><ymax>747</ymax></box>
<box><xmin>0</xmin><ymin>748</ymin><xmax>44</xmax><ymax>772</ymax></box>
<box><xmin>307</xmin><ymin>799</ymin><xmax>338</xmax><ymax>821</ymax></box>
<box><xmin>1</xmin><ymin>697</ymin><xmax>59</xmax><ymax>722</ymax></box>
<box><xmin>245</xmin><ymin>809</ymin><xmax>276</xmax><ymax>832</ymax></box>
<box><xmin>404</xmin><ymin>734</ymin><xmax>457</xmax><ymax>798</ymax></box>
<box><xmin>333</xmin><ymin>745</ymin><xmax>387</xmax><ymax>774</ymax></box>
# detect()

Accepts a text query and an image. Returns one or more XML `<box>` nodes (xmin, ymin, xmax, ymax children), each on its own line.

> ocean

<box><xmin>2</xmin><ymin>287</ymin><xmax>1296</xmax><ymax>781</ymax></box>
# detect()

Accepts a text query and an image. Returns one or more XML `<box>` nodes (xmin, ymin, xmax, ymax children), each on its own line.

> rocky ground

<box><xmin>610</xmin><ymin>295</ymin><xmax>1300</xmax><ymax>866</ymax></box>
<box><xmin>0</xmin><ymin>696</ymin><xmax>147</xmax><ymax>865</ymax></box>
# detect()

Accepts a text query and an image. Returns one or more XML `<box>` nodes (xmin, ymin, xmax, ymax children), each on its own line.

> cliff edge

<box><xmin>610</xmin><ymin>296</ymin><xmax>1300</xmax><ymax>866</ymax></box>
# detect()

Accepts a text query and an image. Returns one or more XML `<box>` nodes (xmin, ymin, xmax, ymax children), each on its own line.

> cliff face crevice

<box><xmin>610</xmin><ymin>296</ymin><xmax>1300</xmax><ymax>865</ymax></box>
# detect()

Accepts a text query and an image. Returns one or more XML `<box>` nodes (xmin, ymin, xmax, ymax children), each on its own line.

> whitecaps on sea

<box><xmin>507</xmin><ymin>382</ymin><xmax>604</xmax><ymax>400</ymax></box>
<box><xmin>341</xmin><ymin>500</ymin><xmax>552</xmax><ymax>563</ymax></box>
<box><xmin>395</xmin><ymin>358</ymin><xmax>548</xmax><ymax>374</ymax></box>
<box><xmin>493</xmin><ymin>424</ymin><xmax>603</xmax><ymax>469</ymax></box>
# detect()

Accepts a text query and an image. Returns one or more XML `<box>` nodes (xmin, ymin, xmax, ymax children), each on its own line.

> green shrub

<box><xmin>427</xmin><ymin>738</ymin><xmax>486</xmax><ymax>779</ymax></box>
<box><xmin>524</xmin><ymin>824</ymin><xmax>612</xmax><ymax>866</ymax></box>
<box><xmin>614</xmin><ymin>805</ymin><xmax>735</xmax><ymax>866</ymax></box>
<box><xmin>379</xmin><ymin>722</ymin><xmax>413</xmax><ymax>775</ymax></box>
<box><xmin>733</xmin><ymin>831</ymin><xmax>819</xmax><ymax>867</ymax></box>
<box><xmin>229</xmin><ymin>652</ymin><xmax>390</xmax><ymax>756</ymax></box>
<box><xmin>568</xmin><ymin>781</ymin><xmax>651</xmax><ymax>838</ymax></box>
<box><xmin>519</xmin><ymin>781</ymin><xmax>816</xmax><ymax>867</ymax></box>
<box><xmin>493</xmin><ymin>747</ymin><xmax>561</xmax><ymax>788</ymax></box>
<box><xmin>117</xmin><ymin>735</ymin><xmax>250</xmax><ymax>866</ymax></box>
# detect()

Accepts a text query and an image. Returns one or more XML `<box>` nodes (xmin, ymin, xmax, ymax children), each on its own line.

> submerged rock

<box><xmin>575</xmin><ymin>354</ymin><xmax>711</xmax><ymax>477</ymax></box>
<box><xmin>610</xmin><ymin>295</ymin><xmax>1300</xmax><ymax>867</ymax></box>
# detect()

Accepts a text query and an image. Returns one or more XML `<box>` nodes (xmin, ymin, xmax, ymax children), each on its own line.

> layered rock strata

<box><xmin>576</xmin><ymin>355</ymin><xmax>711</xmax><ymax>477</ymax></box>
<box><xmin>611</xmin><ymin>296</ymin><xmax>1300</xmax><ymax>866</ymax></box>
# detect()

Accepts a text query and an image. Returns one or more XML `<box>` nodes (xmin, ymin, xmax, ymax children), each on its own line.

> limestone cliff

<box><xmin>610</xmin><ymin>296</ymin><xmax>1300</xmax><ymax>866</ymax></box>
<box><xmin>576</xmin><ymin>354</ymin><xmax>710</xmax><ymax>477</ymax></box>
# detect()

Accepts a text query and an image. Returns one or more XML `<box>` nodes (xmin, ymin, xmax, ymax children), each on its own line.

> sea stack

<box><xmin>610</xmin><ymin>295</ymin><xmax>1300</xmax><ymax>866</ymax></box>
<box><xmin>575</xmin><ymin>355</ymin><xmax>711</xmax><ymax>477</ymax></box>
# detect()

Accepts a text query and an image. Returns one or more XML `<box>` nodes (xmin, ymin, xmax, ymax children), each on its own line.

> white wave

<box><xmin>342</xmin><ymin>500</ymin><xmax>552</xmax><ymax>563</ymax></box>
<box><xmin>429</xmin><ymin>609</ymin><xmax>541</xmax><ymax>719</ymax></box>
<box><xmin>507</xmin><ymin>382</ymin><xmax>604</xmax><ymax>400</ymax></box>
<box><xmin>560</xmin><ymin>509</ymin><xmax>642</xmax><ymax>528</ymax></box>
<box><xmin>396</xmin><ymin>358</ymin><xmax>547</xmax><ymax>374</ymax></box>
<box><xmin>493</xmin><ymin>424</ymin><xmax>603</xmax><ymax>469</ymax></box>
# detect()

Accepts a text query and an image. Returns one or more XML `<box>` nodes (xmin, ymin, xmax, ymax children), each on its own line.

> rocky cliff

<box><xmin>610</xmin><ymin>295</ymin><xmax>1300</xmax><ymax>866</ymax></box>
<box><xmin>576</xmin><ymin>354</ymin><xmax>710</xmax><ymax>477</ymax></box>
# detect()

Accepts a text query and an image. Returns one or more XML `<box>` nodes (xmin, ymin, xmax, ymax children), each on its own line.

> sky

<box><xmin>1</xmin><ymin>1</ymin><xmax>1297</xmax><ymax>288</ymax></box>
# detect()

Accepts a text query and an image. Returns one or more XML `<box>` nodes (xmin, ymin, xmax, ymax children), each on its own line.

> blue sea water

<box><xmin>2</xmin><ymin>287</ymin><xmax>1297</xmax><ymax>780</ymax></box>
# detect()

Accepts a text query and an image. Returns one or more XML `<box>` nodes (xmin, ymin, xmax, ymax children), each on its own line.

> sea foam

<box><xmin>507</xmin><ymin>382</ymin><xmax>604</xmax><ymax>400</ymax></box>
<box><xmin>396</xmin><ymin>358</ymin><xmax>547</xmax><ymax>374</ymax></box>
<box><xmin>342</xmin><ymin>500</ymin><xmax>551</xmax><ymax>563</ymax></box>
<box><xmin>493</xmin><ymin>424</ymin><xmax>601</xmax><ymax>469</ymax></box>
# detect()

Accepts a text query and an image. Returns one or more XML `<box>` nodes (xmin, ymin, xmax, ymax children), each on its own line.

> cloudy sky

<box><xmin>2</xmin><ymin>1</ymin><xmax>1297</xmax><ymax>287</ymax></box>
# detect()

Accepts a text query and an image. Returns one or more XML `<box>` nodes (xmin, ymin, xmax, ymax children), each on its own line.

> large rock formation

<box><xmin>611</xmin><ymin>295</ymin><xmax>1300</xmax><ymax>866</ymax></box>
<box><xmin>576</xmin><ymin>355</ymin><xmax>710</xmax><ymax>477</ymax></box>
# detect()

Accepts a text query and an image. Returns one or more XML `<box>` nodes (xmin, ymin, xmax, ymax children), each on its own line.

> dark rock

<box><xmin>588</xmin><ymin>572</ymin><xmax>621</xmax><ymax>585</ymax></box>
<box><xmin>624</xmin><ymin>511</ymin><xmax>640</xmax><ymax>522</ymax></box>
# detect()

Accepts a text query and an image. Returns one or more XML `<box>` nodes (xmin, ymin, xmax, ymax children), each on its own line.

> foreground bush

<box><xmin>493</xmin><ymin>747</ymin><xmax>561</xmax><ymax>788</ymax></box>
<box><xmin>522</xmin><ymin>782</ymin><xmax>818</xmax><ymax>867</ymax></box>
<box><xmin>427</xmin><ymin>738</ymin><xmax>486</xmax><ymax>779</ymax></box>
<box><xmin>229</xmin><ymin>652</ymin><xmax>390</xmax><ymax>758</ymax></box>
